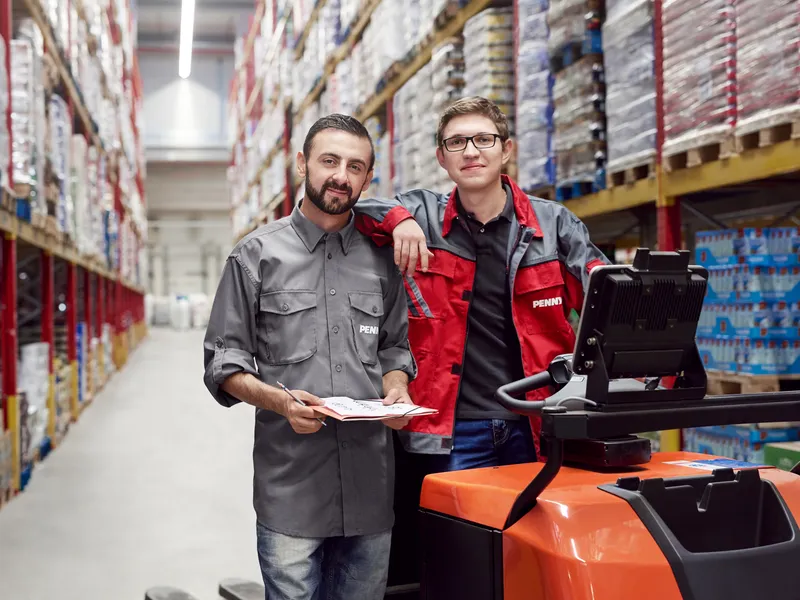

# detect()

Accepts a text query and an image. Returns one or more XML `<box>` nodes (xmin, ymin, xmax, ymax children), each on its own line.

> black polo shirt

<box><xmin>455</xmin><ymin>184</ymin><xmax>526</xmax><ymax>420</ymax></box>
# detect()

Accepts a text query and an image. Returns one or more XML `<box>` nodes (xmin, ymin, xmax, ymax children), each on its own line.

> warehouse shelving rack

<box><xmin>229</xmin><ymin>0</ymin><xmax>800</xmax><ymax>451</ymax></box>
<box><xmin>0</xmin><ymin>0</ymin><xmax>147</xmax><ymax>502</ymax></box>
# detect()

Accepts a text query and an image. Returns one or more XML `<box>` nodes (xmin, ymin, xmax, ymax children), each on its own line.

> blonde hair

<box><xmin>436</xmin><ymin>96</ymin><xmax>510</xmax><ymax>146</ymax></box>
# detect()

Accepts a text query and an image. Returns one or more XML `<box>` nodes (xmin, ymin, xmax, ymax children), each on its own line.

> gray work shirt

<box><xmin>202</xmin><ymin>204</ymin><xmax>416</xmax><ymax>539</ymax></box>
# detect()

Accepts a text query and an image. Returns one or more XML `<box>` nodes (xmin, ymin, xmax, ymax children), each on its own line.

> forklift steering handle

<box><xmin>494</xmin><ymin>371</ymin><xmax>551</xmax><ymax>416</ymax></box>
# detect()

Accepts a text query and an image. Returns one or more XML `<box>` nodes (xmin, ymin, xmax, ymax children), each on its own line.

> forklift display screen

<box><xmin>571</xmin><ymin>248</ymin><xmax>710</xmax><ymax>405</ymax></box>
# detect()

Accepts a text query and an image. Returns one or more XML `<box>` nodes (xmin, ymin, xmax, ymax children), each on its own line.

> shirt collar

<box><xmin>291</xmin><ymin>201</ymin><xmax>358</xmax><ymax>254</ymax></box>
<box><xmin>455</xmin><ymin>182</ymin><xmax>515</xmax><ymax>224</ymax></box>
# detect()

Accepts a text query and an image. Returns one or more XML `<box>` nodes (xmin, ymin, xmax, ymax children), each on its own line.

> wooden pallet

<box><xmin>525</xmin><ymin>186</ymin><xmax>555</xmax><ymax>201</ymax></box>
<box><xmin>607</xmin><ymin>159</ymin><xmax>656</xmax><ymax>188</ymax></box>
<box><xmin>44</xmin><ymin>214</ymin><xmax>63</xmax><ymax>243</ymax></box>
<box><xmin>705</xmin><ymin>372</ymin><xmax>800</xmax><ymax>395</ymax></box>
<box><xmin>433</xmin><ymin>0</ymin><xmax>461</xmax><ymax>30</ymax></box>
<box><xmin>664</xmin><ymin>136</ymin><xmax>736</xmax><ymax>172</ymax></box>
<box><xmin>31</xmin><ymin>212</ymin><xmax>46</xmax><ymax>230</ymax></box>
<box><xmin>736</xmin><ymin>120</ymin><xmax>800</xmax><ymax>154</ymax></box>
<box><xmin>0</xmin><ymin>191</ymin><xmax>13</xmax><ymax>212</ymax></box>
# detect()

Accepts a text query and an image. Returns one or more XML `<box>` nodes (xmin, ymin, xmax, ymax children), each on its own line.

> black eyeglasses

<box><xmin>441</xmin><ymin>133</ymin><xmax>504</xmax><ymax>153</ymax></box>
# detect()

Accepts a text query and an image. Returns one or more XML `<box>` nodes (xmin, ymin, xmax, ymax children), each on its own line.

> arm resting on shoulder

<box><xmin>355</xmin><ymin>193</ymin><xmax>435</xmax><ymax>274</ymax></box>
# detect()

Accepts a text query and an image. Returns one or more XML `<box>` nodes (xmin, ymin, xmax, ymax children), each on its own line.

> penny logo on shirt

<box><xmin>359</xmin><ymin>324</ymin><xmax>379</xmax><ymax>335</ymax></box>
<box><xmin>532</xmin><ymin>296</ymin><xmax>563</xmax><ymax>309</ymax></box>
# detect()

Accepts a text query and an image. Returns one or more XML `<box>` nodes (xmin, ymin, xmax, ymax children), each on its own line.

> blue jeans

<box><xmin>428</xmin><ymin>418</ymin><xmax>538</xmax><ymax>472</ymax></box>
<box><xmin>256</xmin><ymin>521</ymin><xmax>392</xmax><ymax>600</ymax></box>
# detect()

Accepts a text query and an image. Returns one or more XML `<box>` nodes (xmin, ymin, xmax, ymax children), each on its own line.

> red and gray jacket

<box><xmin>354</xmin><ymin>175</ymin><xmax>609</xmax><ymax>455</ymax></box>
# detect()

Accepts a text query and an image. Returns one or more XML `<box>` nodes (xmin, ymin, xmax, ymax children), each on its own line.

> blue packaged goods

<box><xmin>516</xmin><ymin>0</ymin><xmax>555</xmax><ymax>190</ymax></box>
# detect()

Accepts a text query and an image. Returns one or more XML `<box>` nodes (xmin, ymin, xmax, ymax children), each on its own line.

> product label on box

<box><xmin>665</xmin><ymin>459</ymin><xmax>770</xmax><ymax>471</ymax></box>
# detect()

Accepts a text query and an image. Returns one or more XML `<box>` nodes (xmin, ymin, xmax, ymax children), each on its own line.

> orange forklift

<box><xmin>148</xmin><ymin>248</ymin><xmax>800</xmax><ymax>600</ymax></box>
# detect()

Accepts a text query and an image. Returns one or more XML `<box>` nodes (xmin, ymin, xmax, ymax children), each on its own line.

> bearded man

<box><xmin>202</xmin><ymin>114</ymin><xmax>417</xmax><ymax>600</ymax></box>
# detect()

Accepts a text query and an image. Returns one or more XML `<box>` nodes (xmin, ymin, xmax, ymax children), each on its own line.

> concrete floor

<box><xmin>0</xmin><ymin>328</ymin><xmax>263</xmax><ymax>600</ymax></box>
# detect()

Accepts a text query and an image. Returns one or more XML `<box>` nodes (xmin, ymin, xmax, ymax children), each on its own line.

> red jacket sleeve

<box><xmin>353</xmin><ymin>196</ymin><xmax>416</xmax><ymax>246</ymax></box>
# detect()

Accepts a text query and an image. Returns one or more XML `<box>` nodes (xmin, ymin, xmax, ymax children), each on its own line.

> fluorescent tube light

<box><xmin>179</xmin><ymin>0</ymin><xmax>195</xmax><ymax>79</ymax></box>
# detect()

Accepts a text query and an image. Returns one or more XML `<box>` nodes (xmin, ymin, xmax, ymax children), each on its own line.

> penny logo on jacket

<box><xmin>532</xmin><ymin>296</ymin><xmax>563</xmax><ymax>309</ymax></box>
<box><xmin>359</xmin><ymin>324</ymin><xmax>379</xmax><ymax>335</ymax></box>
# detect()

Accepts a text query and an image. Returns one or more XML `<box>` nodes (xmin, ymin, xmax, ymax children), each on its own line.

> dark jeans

<box><xmin>427</xmin><ymin>418</ymin><xmax>538</xmax><ymax>472</ymax></box>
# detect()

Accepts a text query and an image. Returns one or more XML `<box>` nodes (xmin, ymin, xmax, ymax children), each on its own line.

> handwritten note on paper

<box><xmin>314</xmin><ymin>397</ymin><xmax>438</xmax><ymax>421</ymax></box>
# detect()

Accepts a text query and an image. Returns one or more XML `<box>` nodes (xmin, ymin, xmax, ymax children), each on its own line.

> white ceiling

<box><xmin>136</xmin><ymin>0</ymin><xmax>254</xmax><ymax>48</ymax></box>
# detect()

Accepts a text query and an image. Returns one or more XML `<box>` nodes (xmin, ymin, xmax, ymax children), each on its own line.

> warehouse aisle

<box><xmin>0</xmin><ymin>329</ymin><xmax>262</xmax><ymax>600</ymax></box>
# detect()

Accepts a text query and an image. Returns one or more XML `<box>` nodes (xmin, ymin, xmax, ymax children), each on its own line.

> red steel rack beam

<box><xmin>1</xmin><ymin>232</ymin><xmax>19</xmax><ymax>492</ymax></box>
<box><xmin>96</xmin><ymin>274</ymin><xmax>104</xmax><ymax>385</ymax></box>
<box><xmin>66</xmin><ymin>263</ymin><xmax>78</xmax><ymax>420</ymax></box>
<box><xmin>41</xmin><ymin>251</ymin><xmax>55</xmax><ymax>440</ymax></box>
<box><xmin>653</xmin><ymin>0</ymin><xmax>680</xmax><ymax>252</ymax></box>
<box><xmin>83</xmin><ymin>268</ymin><xmax>92</xmax><ymax>400</ymax></box>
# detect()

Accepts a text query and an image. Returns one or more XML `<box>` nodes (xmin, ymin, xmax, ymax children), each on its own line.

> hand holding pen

<box><xmin>276</xmin><ymin>381</ymin><xmax>327</xmax><ymax>433</ymax></box>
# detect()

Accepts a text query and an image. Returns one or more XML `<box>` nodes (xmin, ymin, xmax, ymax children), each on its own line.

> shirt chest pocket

<box><xmin>514</xmin><ymin>261</ymin><xmax>569</xmax><ymax>335</ymax></box>
<box><xmin>259</xmin><ymin>290</ymin><xmax>318</xmax><ymax>365</ymax></box>
<box><xmin>348</xmin><ymin>291</ymin><xmax>384</xmax><ymax>365</ymax></box>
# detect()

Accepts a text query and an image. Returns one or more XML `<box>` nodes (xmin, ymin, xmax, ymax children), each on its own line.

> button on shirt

<box><xmin>456</xmin><ymin>184</ymin><xmax>526</xmax><ymax>420</ymax></box>
<box><xmin>202</xmin><ymin>205</ymin><xmax>417</xmax><ymax>538</ymax></box>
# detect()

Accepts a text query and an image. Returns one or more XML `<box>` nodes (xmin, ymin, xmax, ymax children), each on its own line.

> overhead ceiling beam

<box><xmin>137</xmin><ymin>33</ymin><xmax>235</xmax><ymax>46</ymax></box>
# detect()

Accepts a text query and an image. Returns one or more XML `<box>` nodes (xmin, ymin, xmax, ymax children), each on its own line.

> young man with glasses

<box><xmin>354</xmin><ymin>96</ymin><xmax>609</xmax><ymax>471</ymax></box>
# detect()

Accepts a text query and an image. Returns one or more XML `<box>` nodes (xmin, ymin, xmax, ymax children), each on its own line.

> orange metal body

<box><xmin>420</xmin><ymin>451</ymin><xmax>800</xmax><ymax>600</ymax></box>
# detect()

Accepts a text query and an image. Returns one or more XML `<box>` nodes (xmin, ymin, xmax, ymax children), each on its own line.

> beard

<box><xmin>305</xmin><ymin>176</ymin><xmax>360</xmax><ymax>215</ymax></box>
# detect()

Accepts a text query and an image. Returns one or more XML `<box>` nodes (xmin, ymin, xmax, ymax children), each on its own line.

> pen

<box><xmin>276</xmin><ymin>381</ymin><xmax>327</xmax><ymax>427</ymax></box>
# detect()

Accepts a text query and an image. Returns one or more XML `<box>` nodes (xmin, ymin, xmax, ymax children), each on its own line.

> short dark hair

<box><xmin>303</xmin><ymin>114</ymin><xmax>375</xmax><ymax>171</ymax></box>
<box><xmin>437</xmin><ymin>96</ymin><xmax>510</xmax><ymax>146</ymax></box>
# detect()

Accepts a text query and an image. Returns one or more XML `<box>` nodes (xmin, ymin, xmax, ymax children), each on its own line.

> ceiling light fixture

<box><xmin>179</xmin><ymin>0</ymin><xmax>195</xmax><ymax>78</ymax></box>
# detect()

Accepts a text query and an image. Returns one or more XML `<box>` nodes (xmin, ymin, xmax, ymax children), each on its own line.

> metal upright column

<box><xmin>66</xmin><ymin>264</ymin><xmax>78</xmax><ymax>420</ymax></box>
<box><xmin>41</xmin><ymin>251</ymin><xmax>55</xmax><ymax>441</ymax></box>
<box><xmin>83</xmin><ymin>269</ymin><xmax>92</xmax><ymax>401</ymax></box>
<box><xmin>115</xmin><ymin>278</ymin><xmax>123</xmax><ymax>367</ymax></box>
<box><xmin>1</xmin><ymin>0</ymin><xmax>18</xmax><ymax>493</ymax></box>
<box><xmin>1</xmin><ymin>233</ymin><xmax>19</xmax><ymax>492</ymax></box>
<box><xmin>654</xmin><ymin>0</ymin><xmax>680</xmax><ymax>253</ymax></box>
<box><xmin>387</xmin><ymin>98</ymin><xmax>395</xmax><ymax>184</ymax></box>
<box><xmin>96</xmin><ymin>275</ymin><xmax>104</xmax><ymax>385</ymax></box>
<box><xmin>654</xmin><ymin>0</ymin><xmax>682</xmax><ymax>453</ymax></box>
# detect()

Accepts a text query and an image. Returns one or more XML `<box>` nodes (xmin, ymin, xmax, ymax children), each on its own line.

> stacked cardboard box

<box><xmin>696</xmin><ymin>228</ymin><xmax>800</xmax><ymax>375</ymax></box>
<box><xmin>684</xmin><ymin>424</ymin><xmax>800</xmax><ymax>464</ymax></box>
<box><xmin>18</xmin><ymin>342</ymin><xmax>51</xmax><ymax>463</ymax></box>
<box><xmin>463</xmin><ymin>8</ymin><xmax>515</xmax><ymax>134</ymax></box>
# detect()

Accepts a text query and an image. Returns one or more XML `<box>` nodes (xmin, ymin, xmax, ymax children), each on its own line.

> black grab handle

<box><xmin>494</xmin><ymin>371</ymin><xmax>552</xmax><ymax>416</ymax></box>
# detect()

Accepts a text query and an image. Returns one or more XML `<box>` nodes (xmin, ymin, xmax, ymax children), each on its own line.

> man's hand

<box><xmin>382</xmin><ymin>386</ymin><xmax>413</xmax><ymax>431</ymax></box>
<box><xmin>393</xmin><ymin>219</ymin><xmax>434</xmax><ymax>276</ymax></box>
<box><xmin>279</xmin><ymin>389</ymin><xmax>326</xmax><ymax>434</ymax></box>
